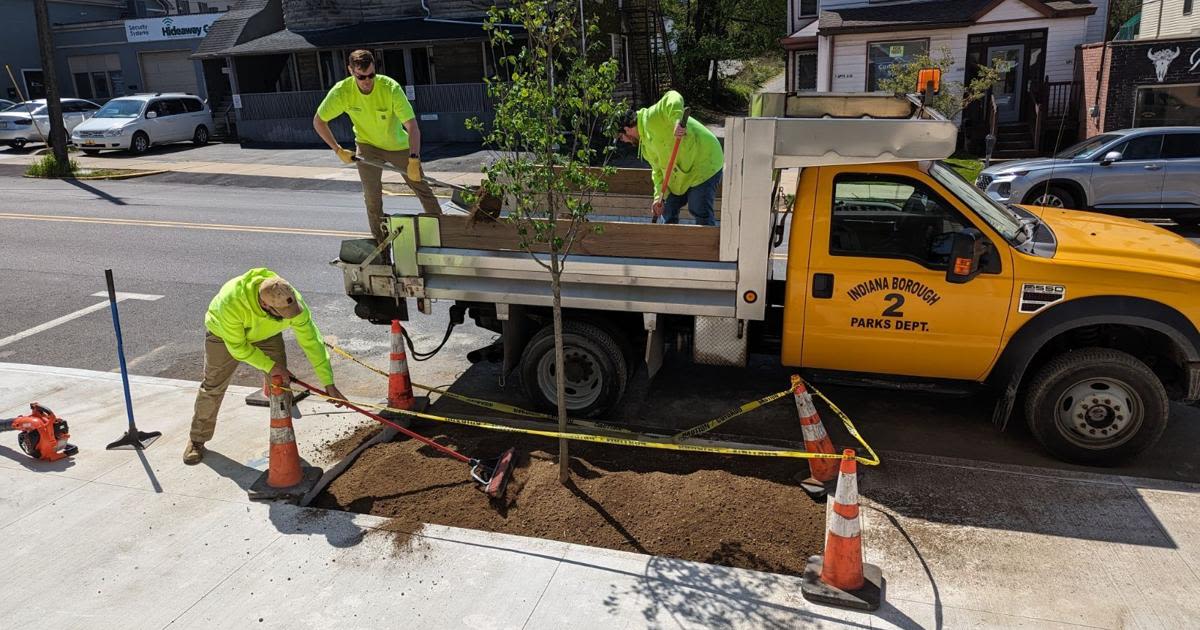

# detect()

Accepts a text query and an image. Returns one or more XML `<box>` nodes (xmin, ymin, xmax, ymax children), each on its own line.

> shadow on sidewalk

<box><xmin>202</xmin><ymin>449</ymin><xmax>367</xmax><ymax>548</ymax></box>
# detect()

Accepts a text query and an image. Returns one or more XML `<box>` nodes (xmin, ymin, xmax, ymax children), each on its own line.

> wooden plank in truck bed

<box><xmin>437</xmin><ymin>215</ymin><xmax>721</xmax><ymax>262</ymax></box>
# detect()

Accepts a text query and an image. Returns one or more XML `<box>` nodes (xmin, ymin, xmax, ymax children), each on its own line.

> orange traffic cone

<box><xmin>792</xmin><ymin>375</ymin><xmax>838</xmax><ymax>498</ymax></box>
<box><xmin>381</xmin><ymin>320</ymin><xmax>427</xmax><ymax>423</ymax></box>
<box><xmin>801</xmin><ymin>449</ymin><xmax>883</xmax><ymax>611</ymax></box>
<box><xmin>249</xmin><ymin>375</ymin><xmax>322</xmax><ymax>503</ymax></box>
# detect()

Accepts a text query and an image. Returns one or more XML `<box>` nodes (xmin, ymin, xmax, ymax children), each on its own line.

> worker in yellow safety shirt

<box><xmin>617</xmin><ymin>90</ymin><xmax>724</xmax><ymax>225</ymax></box>
<box><xmin>184</xmin><ymin>269</ymin><xmax>345</xmax><ymax>465</ymax></box>
<box><xmin>312</xmin><ymin>49</ymin><xmax>441</xmax><ymax>245</ymax></box>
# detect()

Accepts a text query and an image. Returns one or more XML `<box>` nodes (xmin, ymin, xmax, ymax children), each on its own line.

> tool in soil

<box><xmin>0</xmin><ymin>403</ymin><xmax>77</xmax><ymax>462</ymax></box>
<box><xmin>653</xmin><ymin>107</ymin><xmax>691</xmax><ymax>224</ymax></box>
<box><xmin>801</xmin><ymin>449</ymin><xmax>883</xmax><ymax>611</ymax></box>
<box><xmin>102</xmin><ymin>269</ymin><xmax>161</xmax><ymax>451</ymax></box>
<box><xmin>290</xmin><ymin>377</ymin><xmax>516</xmax><ymax>498</ymax></box>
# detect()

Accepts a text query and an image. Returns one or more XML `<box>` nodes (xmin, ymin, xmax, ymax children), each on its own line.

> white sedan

<box><xmin>0</xmin><ymin>99</ymin><xmax>100</xmax><ymax>149</ymax></box>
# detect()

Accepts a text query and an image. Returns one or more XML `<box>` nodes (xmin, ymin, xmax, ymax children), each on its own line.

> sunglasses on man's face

<box><xmin>354</xmin><ymin>72</ymin><xmax>376</xmax><ymax>81</ymax></box>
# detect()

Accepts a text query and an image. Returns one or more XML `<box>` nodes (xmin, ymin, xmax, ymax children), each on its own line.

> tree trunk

<box><xmin>33</xmin><ymin>0</ymin><xmax>68</xmax><ymax>165</ymax></box>
<box><xmin>550</xmin><ymin>253</ymin><xmax>570</xmax><ymax>484</ymax></box>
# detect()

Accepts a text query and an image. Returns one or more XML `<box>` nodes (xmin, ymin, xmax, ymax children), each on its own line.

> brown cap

<box><xmin>259</xmin><ymin>277</ymin><xmax>303</xmax><ymax>319</ymax></box>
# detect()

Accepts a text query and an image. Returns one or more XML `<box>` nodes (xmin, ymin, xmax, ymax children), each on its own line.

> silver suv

<box><xmin>976</xmin><ymin>127</ymin><xmax>1200</xmax><ymax>226</ymax></box>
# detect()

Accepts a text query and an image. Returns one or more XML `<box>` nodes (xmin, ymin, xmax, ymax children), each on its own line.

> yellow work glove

<box><xmin>406</xmin><ymin>155</ymin><xmax>422</xmax><ymax>182</ymax></box>
<box><xmin>335</xmin><ymin>147</ymin><xmax>354</xmax><ymax>164</ymax></box>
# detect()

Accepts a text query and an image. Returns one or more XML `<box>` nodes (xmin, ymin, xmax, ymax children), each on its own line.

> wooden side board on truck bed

<box><xmin>437</xmin><ymin>215</ymin><xmax>722</xmax><ymax>262</ymax></box>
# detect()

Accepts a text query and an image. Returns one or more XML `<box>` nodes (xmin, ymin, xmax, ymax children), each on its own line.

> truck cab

<box><xmin>339</xmin><ymin>93</ymin><xmax>1200</xmax><ymax>466</ymax></box>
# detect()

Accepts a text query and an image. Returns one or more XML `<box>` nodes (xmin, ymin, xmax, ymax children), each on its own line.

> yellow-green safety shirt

<box><xmin>204</xmin><ymin>268</ymin><xmax>335</xmax><ymax>385</ymax></box>
<box><xmin>637</xmin><ymin>90</ymin><xmax>724</xmax><ymax>200</ymax></box>
<box><xmin>316</xmin><ymin>74</ymin><xmax>416</xmax><ymax>151</ymax></box>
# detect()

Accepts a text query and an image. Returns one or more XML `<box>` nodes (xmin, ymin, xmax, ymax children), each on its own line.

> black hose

<box><xmin>401</xmin><ymin>319</ymin><xmax>456</xmax><ymax>361</ymax></box>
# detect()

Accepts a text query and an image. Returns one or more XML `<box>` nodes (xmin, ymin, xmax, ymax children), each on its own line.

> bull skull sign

<box><xmin>1148</xmin><ymin>47</ymin><xmax>1181</xmax><ymax>83</ymax></box>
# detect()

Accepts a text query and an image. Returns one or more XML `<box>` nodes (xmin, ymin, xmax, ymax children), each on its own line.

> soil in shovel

<box><xmin>313</xmin><ymin>421</ymin><xmax>829</xmax><ymax>576</ymax></box>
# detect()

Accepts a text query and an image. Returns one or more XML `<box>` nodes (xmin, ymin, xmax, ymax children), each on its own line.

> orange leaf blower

<box><xmin>0</xmin><ymin>403</ymin><xmax>78</xmax><ymax>462</ymax></box>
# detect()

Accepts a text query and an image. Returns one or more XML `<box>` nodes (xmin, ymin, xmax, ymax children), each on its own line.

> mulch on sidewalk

<box><xmin>313</xmin><ymin>421</ymin><xmax>827</xmax><ymax>576</ymax></box>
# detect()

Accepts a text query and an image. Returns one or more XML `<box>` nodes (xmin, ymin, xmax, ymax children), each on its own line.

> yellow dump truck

<box><xmin>338</xmin><ymin>93</ymin><xmax>1200</xmax><ymax>465</ymax></box>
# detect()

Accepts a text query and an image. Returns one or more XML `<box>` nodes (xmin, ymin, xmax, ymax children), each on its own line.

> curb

<box><xmin>22</xmin><ymin>169</ymin><xmax>169</xmax><ymax>181</ymax></box>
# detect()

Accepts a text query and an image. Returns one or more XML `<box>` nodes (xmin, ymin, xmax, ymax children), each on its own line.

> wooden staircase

<box><xmin>992</xmin><ymin>122</ymin><xmax>1039</xmax><ymax>159</ymax></box>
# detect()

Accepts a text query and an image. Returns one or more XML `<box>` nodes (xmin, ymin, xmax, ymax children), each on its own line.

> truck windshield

<box><xmin>930</xmin><ymin>162</ymin><xmax>1021</xmax><ymax>241</ymax></box>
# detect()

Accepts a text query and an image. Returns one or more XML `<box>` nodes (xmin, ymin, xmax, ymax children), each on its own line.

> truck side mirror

<box><xmin>946</xmin><ymin>228</ymin><xmax>986</xmax><ymax>284</ymax></box>
<box><xmin>1099</xmin><ymin>150</ymin><xmax>1122</xmax><ymax>166</ymax></box>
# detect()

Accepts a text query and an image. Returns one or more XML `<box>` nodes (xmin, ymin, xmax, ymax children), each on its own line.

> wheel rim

<box><xmin>135</xmin><ymin>136</ymin><xmax>147</xmax><ymax>152</ymax></box>
<box><xmin>1034</xmin><ymin>192</ymin><xmax>1065</xmax><ymax>208</ymax></box>
<box><xmin>1054</xmin><ymin>377</ymin><xmax>1143</xmax><ymax>450</ymax></box>
<box><xmin>536</xmin><ymin>345</ymin><xmax>603</xmax><ymax>411</ymax></box>
<box><xmin>197</xmin><ymin>128</ymin><xmax>207</xmax><ymax>142</ymax></box>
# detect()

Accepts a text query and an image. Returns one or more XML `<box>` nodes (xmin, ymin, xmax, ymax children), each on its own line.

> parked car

<box><xmin>70</xmin><ymin>93</ymin><xmax>213</xmax><ymax>155</ymax></box>
<box><xmin>0</xmin><ymin>98</ymin><xmax>100</xmax><ymax>149</ymax></box>
<box><xmin>976</xmin><ymin>127</ymin><xmax>1200</xmax><ymax>226</ymax></box>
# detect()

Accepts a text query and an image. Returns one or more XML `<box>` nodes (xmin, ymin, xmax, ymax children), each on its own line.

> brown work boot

<box><xmin>183</xmin><ymin>441</ymin><xmax>206</xmax><ymax>465</ymax></box>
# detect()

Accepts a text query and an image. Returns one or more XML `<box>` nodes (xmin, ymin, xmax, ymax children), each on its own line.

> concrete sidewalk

<box><xmin>2</xmin><ymin>362</ymin><xmax>1199</xmax><ymax>629</ymax></box>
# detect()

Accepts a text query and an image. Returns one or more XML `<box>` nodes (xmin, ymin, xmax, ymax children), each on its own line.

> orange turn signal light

<box><xmin>744</xmin><ymin>290</ymin><xmax>758</xmax><ymax>304</ymax></box>
<box><xmin>953</xmin><ymin>257</ymin><xmax>972</xmax><ymax>275</ymax></box>
<box><xmin>917</xmin><ymin>68</ymin><xmax>941</xmax><ymax>95</ymax></box>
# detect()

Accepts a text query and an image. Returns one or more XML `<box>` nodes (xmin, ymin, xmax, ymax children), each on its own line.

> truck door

<box><xmin>800</xmin><ymin>165</ymin><xmax>1014</xmax><ymax>381</ymax></box>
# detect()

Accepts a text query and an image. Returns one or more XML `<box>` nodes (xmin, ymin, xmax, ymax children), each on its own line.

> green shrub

<box><xmin>26</xmin><ymin>154</ymin><xmax>79</xmax><ymax>178</ymax></box>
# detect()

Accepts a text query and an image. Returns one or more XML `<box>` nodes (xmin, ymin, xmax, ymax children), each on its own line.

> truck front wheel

<box><xmin>1023</xmin><ymin>348</ymin><xmax>1168</xmax><ymax>465</ymax></box>
<box><xmin>519</xmin><ymin>320</ymin><xmax>627</xmax><ymax>418</ymax></box>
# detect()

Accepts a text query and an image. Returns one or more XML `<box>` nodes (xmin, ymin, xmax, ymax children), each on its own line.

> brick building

<box><xmin>1078</xmin><ymin>0</ymin><xmax>1200</xmax><ymax>136</ymax></box>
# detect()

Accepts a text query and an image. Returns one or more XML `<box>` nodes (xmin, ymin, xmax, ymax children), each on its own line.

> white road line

<box><xmin>0</xmin><ymin>293</ymin><xmax>163</xmax><ymax>349</ymax></box>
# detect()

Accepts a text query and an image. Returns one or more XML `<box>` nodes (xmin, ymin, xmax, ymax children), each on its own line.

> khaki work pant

<box><xmin>190</xmin><ymin>332</ymin><xmax>286</xmax><ymax>443</ymax></box>
<box><xmin>356</xmin><ymin>142</ymin><xmax>442</xmax><ymax>244</ymax></box>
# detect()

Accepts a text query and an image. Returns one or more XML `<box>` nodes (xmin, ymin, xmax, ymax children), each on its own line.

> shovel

<box><xmin>654</xmin><ymin>107</ymin><xmax>691</xmax><ymax>224</ymax></box>
<box><xmin>291</xmin><ymin>377</ymin><xmax>516</xmax><ymax>499</ymax></box>
<box><xmin>350</xmin><ymin>155</ymin><xmax>502</xmax><ymax>222</ymax></box>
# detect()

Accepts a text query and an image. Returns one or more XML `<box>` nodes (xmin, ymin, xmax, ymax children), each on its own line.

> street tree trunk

<box><xmin>33</xmin><ymin>0</ymin><xmax>68</xmax><ymax>164</ymax></box>
<box><xmin>551</xmin><ymin>253</ymin><xmax>569</xmax><ymax>484</ymax></box>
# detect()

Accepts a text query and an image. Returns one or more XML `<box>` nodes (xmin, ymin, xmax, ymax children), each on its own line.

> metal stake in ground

<box><xmin>104</xmin><ymin>269</ymin><xmax>162</xmax><ymax>451</ymax></box>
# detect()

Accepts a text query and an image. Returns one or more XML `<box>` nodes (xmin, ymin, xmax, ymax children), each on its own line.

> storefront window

<box><xmin>1135</xmin><ymin>83</ymin><xmax>1200</xmax><ymax>127</ymax></box>
<box><xmin>866</xmin><ymin>39</ymin><xmax>928</xmax><ymax>91</ymax></box>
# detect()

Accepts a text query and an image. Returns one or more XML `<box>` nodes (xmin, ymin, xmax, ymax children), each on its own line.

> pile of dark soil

<box><xmin>313</xmin><ymin>422</ymin><xmax>828</xmax><ymax>576</ymax></box>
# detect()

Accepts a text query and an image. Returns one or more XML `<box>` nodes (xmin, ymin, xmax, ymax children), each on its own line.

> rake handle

<box><xmin>290</xmin><ymin>377</ymin><xmax>471</xmax><ymax>465</ymax></box>
<box><xmin>655</xmin><ymin>108</ymin><xmax>691</xmax><ymax>224</ymax></box>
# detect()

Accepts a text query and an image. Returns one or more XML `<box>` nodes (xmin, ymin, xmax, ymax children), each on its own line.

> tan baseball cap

<box><xmin>259</xmin><ymin>277</ymin><xmax>303</xmax><ymax>319</ymax></box>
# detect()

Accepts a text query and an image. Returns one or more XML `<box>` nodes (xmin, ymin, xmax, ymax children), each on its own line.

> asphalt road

<box><xmin>1</xmin><ymin>170</ymin><xmax>1198</xmax><ymax>484</ymax></box>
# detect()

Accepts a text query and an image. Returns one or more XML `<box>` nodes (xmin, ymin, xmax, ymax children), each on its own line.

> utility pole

<box><xmin>33</xmin><ymin>0</ymin><xmax>68</xmax><ymax>164</ymax></box>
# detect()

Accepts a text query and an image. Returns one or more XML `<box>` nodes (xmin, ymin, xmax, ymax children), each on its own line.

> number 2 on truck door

<box><xmin>796</xmin><ymin>164</ymin><xmax>1015</xmax><ymax>380</ymax></box>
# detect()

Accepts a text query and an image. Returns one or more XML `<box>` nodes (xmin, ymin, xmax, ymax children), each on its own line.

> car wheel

<box><xmin>519</xmin><ymin>320</ymin><xmax>628</xmax><ymax>419</ymax></box>
<box><xmin>1023</xmin><ymin>348</ymin><xmax>1168</xmax><ymax>465</ymax></box>
<box><xmin>8</xmin><ymin>140</ymin><xmax>26</xmax><ymax>150</ymax></box>
<box><xmin>193</xmin><ymin>125</ymin><xmax>209</xmax><ymax>146</ymax></box>
<box><xmin>82</xmin><ymin>149</ymin><xmax>100</xmax><ymax>156</ymax></box>
<box><xmin>1025</xmin><ymin>185</ymin><xmax>1078</xmax><ymax>209</ymax></box>
<box><xmin>130</xmin><ymin>131</ymin><xmax>150</xmax><ymax>155</ymax></box>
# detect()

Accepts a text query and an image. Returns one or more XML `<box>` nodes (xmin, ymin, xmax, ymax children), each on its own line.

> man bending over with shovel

<box><xmin>617</xmin><ymin>90</ymin><xmax>723</xmax><ymax>226</ymax></box>
<box><xmin>184</xmin><ymin>268</ymin><xmax>345</xmax><ymax>465</ymax></box>
<box><xmin>313</xmin><ymin>49</ymin><xmax>441</xmax><ymax>245</ymax></box>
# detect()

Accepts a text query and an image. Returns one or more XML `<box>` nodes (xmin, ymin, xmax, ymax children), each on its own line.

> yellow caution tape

<box><xmin>321</xmin><ymin>342</ymin><xmax>880</xmax><ymax>465</ymax></box>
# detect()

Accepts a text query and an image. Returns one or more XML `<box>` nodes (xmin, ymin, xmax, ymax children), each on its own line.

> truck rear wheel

<box><xmin>519</xmin><ymin>320</ymin><xmax>627</xmax><ymax>418</ymax></box>
<box><xmin>1023</xmin><ymin>348</ymin><xmax>1168</xmax><ymax>465</ymax></box>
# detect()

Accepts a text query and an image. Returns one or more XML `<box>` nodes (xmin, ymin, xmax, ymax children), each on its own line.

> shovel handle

<box><xmin>655</xmin><ymin>108</ymin><xmax>692</xmax><ymax>224</ymax></box>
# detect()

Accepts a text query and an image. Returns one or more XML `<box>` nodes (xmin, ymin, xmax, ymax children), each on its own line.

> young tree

<box><xmin>469</xmin><ymin>1</ymin><xmax>624</xmax><ymax>484</ymax></box>
<box><xmin>877</xmin><ymin>46</ymin><xmax>1004</xmax><ymax>122</ymax></box>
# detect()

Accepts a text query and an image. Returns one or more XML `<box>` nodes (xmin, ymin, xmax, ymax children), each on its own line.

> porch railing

<box><xmin>1043</xmin><ymin>81</ymin><xmax>1080</xmax><ymax>119</ymax></box>
<box><xmin>238</xmin><ymin>83</ymin><xmax>493</xmax><ymax>121</ymax></box>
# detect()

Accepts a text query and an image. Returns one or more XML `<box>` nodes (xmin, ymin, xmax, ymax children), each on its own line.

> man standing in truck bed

<box><xmin>617</xmin><ymin>90</ymin><xmax>724</xmax><ymax>226</ymax></box>
<box><xmin>312</xmin><ymin>49</ymin><xmax>441</xmax><ymax>245</ymax></box>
